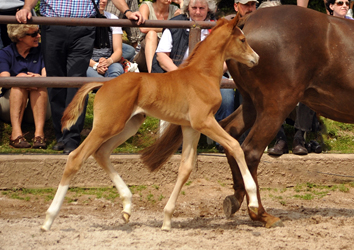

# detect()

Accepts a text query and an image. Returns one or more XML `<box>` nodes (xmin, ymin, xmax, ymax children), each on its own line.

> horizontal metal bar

<box><xmin>0</xmin><ymin>77</ymin><xmax>236</xmax><ymax>89</ymax></box>
<box><xmin>0</xmin><ymin>15</ymin><xmax>216</xmax><ymax>29</ymax></box>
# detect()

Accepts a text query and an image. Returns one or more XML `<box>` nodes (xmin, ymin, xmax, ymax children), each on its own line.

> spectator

<box><xmin>134</xmin><ymin>0</ymin><xmax>181</xmax><ymax>73</ymax></box>
<box><xmin>106</xmin><ymin>0</ymin><xmax>141</xmax><ymax>49</ymax></box>
<box><xmin>87</xmin><ymin>0</ymin><xmax>127</xmax><ymax>79</ymax></box>
<box><xmin>16</xmin><ymin>0</ymin><xmax>144</xmax><ymax>154</ymax></box>
<box><xmin>0</xmin><ymin>24</ymin><xmax>49</xmax><ymax>149</ymax></box>
<box><xmin>326</xmin><ymin>0</ymin><xmax>354</xmax><ymax>19</ymax></box>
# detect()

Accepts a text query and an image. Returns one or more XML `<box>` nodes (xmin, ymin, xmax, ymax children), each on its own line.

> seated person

<box><xmin>105</xmin><ymin>0</ymin><xmax>141</xmax><ymax>49</ymax></box>
<box><xmin>87</xmin><ymin>0</ymin><xmax>137</xmax><ymax>78</ymax></box>
<box><xmin>133</xmin><ymin>0</ymin><xmax>181</xmax><ymax>73</ymax></box>
<box><xmin>0</xmin><ymin>24</ymin><xmax>49</xmax><ymax>149</ymax></box>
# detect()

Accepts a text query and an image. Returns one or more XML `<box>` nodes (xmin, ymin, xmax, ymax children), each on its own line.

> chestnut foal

<box><xmin>41</xmin><ymin>15</ymin><xmax>259</xmax><ymax>231</ymax></box>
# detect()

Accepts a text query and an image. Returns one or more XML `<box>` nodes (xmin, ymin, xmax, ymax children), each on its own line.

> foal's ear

<box><xmin>230</xmin><ymin>12</ymin><xmax>241</xmax><ymax>29</ymax></box>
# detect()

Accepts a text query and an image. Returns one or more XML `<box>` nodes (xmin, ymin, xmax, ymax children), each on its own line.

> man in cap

<box><xmin>234</xmin><ymin>0</ymin><xmax>258</xmax><ymax>17</ymax></box>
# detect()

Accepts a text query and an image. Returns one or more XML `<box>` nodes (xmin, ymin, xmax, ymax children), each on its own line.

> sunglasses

<box><xmin>25</xmin><ymin>30</ymin><xmax>40</xmax><ymax>38</ymax></box>
<box><xmin>335</xmin><ymin>1</ymin><xmax>350</xmax><ymax>6</ymax></box>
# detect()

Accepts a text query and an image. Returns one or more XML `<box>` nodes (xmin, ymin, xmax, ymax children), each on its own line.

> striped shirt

<box><xmin>40</xmin><ymin>0</ymin><xmax>99</xmax><ymax>18</ymax></box>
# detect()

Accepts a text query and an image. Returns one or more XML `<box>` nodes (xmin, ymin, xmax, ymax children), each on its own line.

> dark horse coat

<box><xmin>221</xmin><ymin>5</ymin><xmax>354</xmax><ymax>228</ymax></box>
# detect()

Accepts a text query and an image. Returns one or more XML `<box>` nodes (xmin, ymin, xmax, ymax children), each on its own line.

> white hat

<box><xmin>235</xmin><ymin>0</ymin><xmax>259</xmax><ymax>4</ymax></box>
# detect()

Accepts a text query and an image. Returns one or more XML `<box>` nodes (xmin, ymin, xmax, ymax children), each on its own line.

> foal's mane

<box><xmin>179</xmin><ymin>18</ymin><xmax>232</xmax><ymax>69</ymax></box>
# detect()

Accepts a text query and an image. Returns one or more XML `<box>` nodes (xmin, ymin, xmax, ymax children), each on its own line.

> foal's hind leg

<box><xmin>162</xmin><ymin>126</ymin><xmax>200</xmax><ymax>231</ymax></box>
<box><xmin>93</xmin><ymin>114</ymin><xmax>146</xmax><ymax>223</ymax></box>
<box><xmin>194</xmin><ymin>116</ymin><xmax>258</xmax><ymax>214</ymax></box>
<box><xmin>41</xmin><ymin>133</ymin><xmax>107</xmax><ymax>231</ymax></box>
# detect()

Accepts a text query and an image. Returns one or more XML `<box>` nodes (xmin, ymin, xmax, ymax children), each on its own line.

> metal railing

<box><xmin>0</xmin><ymin>15</ymin><xmax>236</xmax><ymax>89</ymax></box>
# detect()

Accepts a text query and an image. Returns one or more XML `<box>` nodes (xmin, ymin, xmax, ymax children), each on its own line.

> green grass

<box><xmin>262</xmin><ymin>182</ymin><xmax>354</xmax><ymax>205</ymax></box>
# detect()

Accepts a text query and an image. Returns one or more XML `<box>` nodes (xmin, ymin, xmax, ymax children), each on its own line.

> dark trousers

<box><xmin>41</xmin><ymin>25</ymin><xmax>95</xmax><ymax>146</ymax></box>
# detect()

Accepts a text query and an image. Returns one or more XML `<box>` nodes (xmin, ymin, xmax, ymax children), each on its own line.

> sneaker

<box><xmin>32</xmin><ymin>136</ymin><xmax>47</xmax><ymax>149</ymax></box>
<box><xmin>9</xmin><ymin>135</ymin><xmax>31</xmax><ymax>148</ymax></box>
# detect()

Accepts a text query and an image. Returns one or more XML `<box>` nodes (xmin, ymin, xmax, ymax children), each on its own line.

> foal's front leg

<box><xmin>195</xmin><ymin>117</ymin><xmax>258</xmax><ymax>214</ymax></box>
<box><xmin>162</xmin><ymin>126</ymin><xmax>200</xmax><ymax>231</ymax></box>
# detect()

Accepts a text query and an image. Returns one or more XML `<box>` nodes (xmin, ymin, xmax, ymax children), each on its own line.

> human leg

<box><xmin>297</xmin><ymin>0</ymin><xmax>309</xmax><ymax>7</ymax></box>
<box><xmin>122</xmin><ymin>43</ymin><xmax>136</xmax><ymax>62</ymax></box>
<box><xmin>215</xmin><ymin>88</ymin><xmax>235</xmax><ymax>122</ymax></box>
<box><xmin>105</xmin><ymin>62</ymin><xmax>125</xmax><ymax>77</ymax></box>
<box><xmin>87</xmin><ymin>67</ymin><xmax>104</xmax><ymax>78</ymax></box>
<box><xmin>9</xmin><ymin>88</ymin><xmax>31</xmax><ymax>148</ymax></box>
<box><xmin>43</xmin><ymin>25</ymin><xmax>94</xmax><ymax>153</ymax></box>
<box><xmin>293</xmin><ymin>102</ymin><xmax>315</xmax><ymax>155</ymax></box>
<box><xmin>144</xmin><ymin>31</ymin><xmax>158</xmax><ymax>73</ymax></box>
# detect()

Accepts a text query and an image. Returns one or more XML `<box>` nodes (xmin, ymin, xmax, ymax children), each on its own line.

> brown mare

<box><xmin>40</xmin><ymin>15</ymin><xmax>259</xmax><ymax>232</ymax></box>
<box><xmin>218</xmin><ymin>5</ymin><xmax>354</xmax><ymax>228</ymax></box>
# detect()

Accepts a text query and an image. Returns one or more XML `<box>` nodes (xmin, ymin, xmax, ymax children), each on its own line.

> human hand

<box><xmin>99</xmin><ymin>58</ymin><xmax>112</xmax><ymax>68</ymax></box>
<box><xmin>97</xmin><ymin>64</ymin><xmax>108</xmax><ymax>75</ymax></box>
<box><xmin>126</xmin><ymin>11</ymin><xmax>145</xmax><ymax>25</ymax></box>
<box><xmin>16</xmin><ymin>8</ymin><xmax>33</xmax><ymax>24</ymax></box>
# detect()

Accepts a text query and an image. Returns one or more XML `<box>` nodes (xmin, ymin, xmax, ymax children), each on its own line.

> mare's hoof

<box><xmin>121</xmin><ymin>211</ymin><xmax>131</xmax><ymax>223</ymax></box>
<box><xmin>266</xmin><ymin>219</ymin><xmax>284</xmax><ymax>228</ymax></box>
<box><xmin>223</xmin><ymin>195</ymin><xmax>240</xmax><ymax>218</ymax></box>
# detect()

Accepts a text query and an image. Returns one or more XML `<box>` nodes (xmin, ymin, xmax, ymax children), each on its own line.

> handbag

<box><xmin>91</xmin><ymin>0</ymin><xmax>111</xmax><ymax>49</ymax></box>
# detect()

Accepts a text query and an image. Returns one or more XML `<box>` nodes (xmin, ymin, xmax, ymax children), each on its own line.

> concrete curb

<box><xmin>1</xmin><ymin>153</ymin><xmax>353</xmax><ymax>189</ymax></box>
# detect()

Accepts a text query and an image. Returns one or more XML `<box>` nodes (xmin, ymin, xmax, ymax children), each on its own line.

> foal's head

<box><xmin>214</xmin><ymin>14</ymin><xmax>259</xmax><ymax>68</ymax></box>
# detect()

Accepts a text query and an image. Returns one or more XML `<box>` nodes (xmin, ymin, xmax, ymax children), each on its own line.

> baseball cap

<box><xmin>234</xmin><ymin>0</ymin><xmax>259</xmax><ymax>4</ymax></box>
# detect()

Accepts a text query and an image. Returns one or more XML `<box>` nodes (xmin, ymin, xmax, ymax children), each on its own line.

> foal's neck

<box><xmin>187</xmin><ymin>36</ymin><xmax>228</xmax><ymax>81</ymax></box>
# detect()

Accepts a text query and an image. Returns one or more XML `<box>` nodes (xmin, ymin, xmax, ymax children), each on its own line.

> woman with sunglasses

<box><xmin>0</xmin><ymin>24</ymin><xmax>50</xmax><ymax>149</ymax></box>
<box><xmin>326</xmin><ymin>0</ymin><xmax>354</xmax><ymax>19</ymax></box>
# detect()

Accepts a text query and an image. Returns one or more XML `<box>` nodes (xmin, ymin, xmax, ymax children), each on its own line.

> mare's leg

<box><xmin>93</xmin><ymin>114</ymin><xmax>146</xmax><ymax>222</ymax></box>
<box><xmin>162</xmin><ymin>126</ymin><xmax>200</xmax><ymax>231</ymax></box>
<box><xmin>195</xmin><ymin>116</ymin><xmax>258</xmax><ymax>213</ymax></box>
<box><xmin>223</xmin><ymin>106</ymin><xmax>289</xmax><ymax>228</ymax></box>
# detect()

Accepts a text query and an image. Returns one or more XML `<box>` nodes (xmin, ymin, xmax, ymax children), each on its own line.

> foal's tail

<box><xmin>140</xmin><ymin>124</ymin><xmax>183</xmax><ymax>172</ymax></box>
<box><xmin>61</xmin><ymin>82</ymin><xmax>103</xmax><ymax>131</ymax></box>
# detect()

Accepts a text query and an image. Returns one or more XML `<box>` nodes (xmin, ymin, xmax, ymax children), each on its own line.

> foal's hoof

<box><xmin>223</xmin><ymin>195</ymin><xmax>240</xmax><ymax>218</ymax></box>
<box><xmin>40</xmin><ymin>225</ymin><xmax>49</xmax><ymax>232</ymax></box>
<box><xmin>121</xmin><ymin>211</ymin><xmax>131</xmax><ymax>223</ymax></box>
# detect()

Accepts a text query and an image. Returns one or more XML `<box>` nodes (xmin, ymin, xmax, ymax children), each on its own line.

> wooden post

<box><xmin>188</xmin><ymin>25</ymin><xmax>201</xmax><ymax>54</ymax></box>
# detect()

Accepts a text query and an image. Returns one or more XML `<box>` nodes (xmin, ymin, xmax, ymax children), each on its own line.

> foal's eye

<box><xmin>240</xmin><ymin>38</ymin><xmax>246</xmax><ymax>43</ymax></box>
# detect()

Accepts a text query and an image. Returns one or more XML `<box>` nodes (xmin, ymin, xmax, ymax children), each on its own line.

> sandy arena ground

<box><xmin>1</xmin><ymin>153</ymin><xmax>354</xmax><ymax>249</ymax></box>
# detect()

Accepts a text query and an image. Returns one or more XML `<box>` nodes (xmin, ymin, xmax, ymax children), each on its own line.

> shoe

<box><xmin>9</xmin><ymin>135</ymin><xmax>31</xmax><ymax>148</ymax></box>
<box><xmin>63</xmin><ymin>142</ymin><xmax>78</xmax><ymax>155</ymax></box>
<box><xmin>52</xmin><ymin>141</ymin><xmax>65</xmax><ymax>151</ymax></box>
<box><xmin>310</xmin><ymin>140</ymin><xmax>322</xmax><ymax>153</ymax></box>
<box><xmin>292</xmin><ymin>138</ymin><xmax>308</xmax><ymax>155</ymax></box>
<box><xmin>32</xmin><ymin>136</ymin><xmax>47</xmax><ymax>149</ymax></box>
<box><xmin>268</xmin><ymin>140</ymin><xmax>288</xmax><ymax>156</ymax></box>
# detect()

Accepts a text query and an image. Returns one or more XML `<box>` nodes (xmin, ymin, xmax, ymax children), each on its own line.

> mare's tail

<box><xmin>61</xmin><ymin>82</ymin><xmax>103</xmax><ymax>131</ymax></box>
<box><xmin>140</xmin><ymin>124</ymin><xmax>183</xmax><ymax>172</ymax></box>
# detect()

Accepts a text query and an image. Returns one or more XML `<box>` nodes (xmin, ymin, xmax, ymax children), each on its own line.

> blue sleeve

<box><xmin>0</xmin><ymin>49</ymin><xmax>11</xmax><ymax>74</ymax></box>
